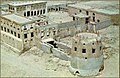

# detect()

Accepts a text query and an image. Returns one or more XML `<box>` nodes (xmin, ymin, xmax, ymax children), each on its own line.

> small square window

<box><xmin>82</xmin><ymin>49</ymin><xmax>86</xmax><ymax>53</ymax></box>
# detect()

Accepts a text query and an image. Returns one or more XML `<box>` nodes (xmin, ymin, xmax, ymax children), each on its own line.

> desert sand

<box><xmin>1</xmin><ymin>25</ymin><xmax>119</xmax><ymax>77</ymax></box>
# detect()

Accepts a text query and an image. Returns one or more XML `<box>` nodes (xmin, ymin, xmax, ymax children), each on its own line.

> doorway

<box><xmin>47</xmin><ymin>41</ymin><xmax>58</xmax><ymax>48</ymax></box>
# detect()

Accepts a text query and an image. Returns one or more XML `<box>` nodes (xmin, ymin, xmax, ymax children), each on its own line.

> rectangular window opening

<box><xmin>74</xmin><ymin>47</ymin><xmax>77</xmax><ymax>51</ymax></box>
<box><xmin>86</xmin><ymin>11</ymin><xmax>89</xmax><ymax>15</ymax></box>
<box><xmin>1</xmin><ymin>26</ymin><xmax>3</xmax><ymax>30</ymax></box>
<box><xmin>7</xmin><ymin>29</ymin><xmax>9</xmax><ymax>32</ymax></box>
<box><xmin>82</xmin><ymin>49</ymin><xmax>86</xmax><ymax>53</ymax></box>
<box><xmin>18</xmin><ymin>34</ymin><xmax>20</xmax><ymax>38</ymax></box>
<box><xmin>11</xmin><ymin>30</ymin><xmax>13</xmax><ymax>34</ymax></box>
<box><xmin>27</xmin><ymin>11</ymin><xmax>30</xmax><ymax>17</ymax></box>
<box><xmin>24</xmin><ymin>34</ymin><xmax>27</xmax><ymax>38</ymax></box>
<box><xmin>4</xmin><ymin>27</ymin><xmax>6</xmax><ymax>32</ymax></box>
<box><xmin>31</xmin><ymin>32</ymin><xmax>34</xmax><ymax>37</ymax></box>
<box><xmin>14</xmin><ymin>32</ymin><xmax>16</xmax><ymax>36</ymax></box>
<box><xmin>92</xmin><ymin>48</ymin><xmax>95</xmax><ymax>53</ymax></box>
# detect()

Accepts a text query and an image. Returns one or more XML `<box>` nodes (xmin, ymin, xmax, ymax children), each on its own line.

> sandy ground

<box><xmin>1</xmin><ymin>44</ymin><xmax>75</xmax><ymax>77</ymax></box>
<box><xmin>1</xmin><ymin>25</ymin><xmax>119</xmax><ymax>77</ymax></box>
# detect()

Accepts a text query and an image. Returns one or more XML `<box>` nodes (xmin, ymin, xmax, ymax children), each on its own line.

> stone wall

<box><xmin>0</xmin><ymin>16</ymin><xmax>24</xmax><ymax>52</ymax></box>
<box><xmin>52</xmin><ymin>48</ymin><xmax>71</xmax><ymax>61</ymax></box>
<box><xmin>69</xmin><ymin>55</ymin><xmax>104</xmax><ymax>76</ymax></box>
<box><xmin>36</xmin><ymin>40</ymin><xmax>71</xmax><ymax>61</ymax></box>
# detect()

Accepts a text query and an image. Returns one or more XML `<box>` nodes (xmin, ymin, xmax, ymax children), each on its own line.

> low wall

<box><xmin>40</xmin><ymin>42</ymin><xmax>53</xmax><ymax>53</ymax></box>
<box><xmin>40</xmin><ymin>41</ymin><xmax>71</xmax><ymax>60</ymax></box>
<box><xmin>55</xmin><ymin>41</ymin><xmax>71</xmax><ymax>54</ymax></box>
<box><xmin>52</xmin><ymin>48</ymin><xmax>71</xmax><ymax>61</ymax></box>
<box><xmin>96</xmin><ymin>20</ymin><xmax>112</xmax><ymax>30</ymax></box>
<box><xmin>88</xmin><ymin>20</ymin><xmax>112</xmax><ymax>31</ymax></box>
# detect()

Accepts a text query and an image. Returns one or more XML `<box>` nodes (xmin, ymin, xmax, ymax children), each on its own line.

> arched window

<box><xmin>31</xmin><ymin>11</ymin><xmax>33</xmax><ymax>16</ymax></box>
<box><xmin>34</xmin><ymin>11</ymin><xmax>36</xmax><ymax>16</ymax></box>
<box><xmin>40</xmin><ymin>10</ymin><xmax>42</xmax><ymax>14</ymax></box>
<box><xmin>37</xmin><ymin>10</ymin><xmax>39</xmax><ymax>15</ymax></box>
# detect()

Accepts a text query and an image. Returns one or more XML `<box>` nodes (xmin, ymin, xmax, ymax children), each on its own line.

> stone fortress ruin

<box><xmin>0</xmin><ymin>0</ymin><xmax>119</xmax><ymax>77</ymax></box>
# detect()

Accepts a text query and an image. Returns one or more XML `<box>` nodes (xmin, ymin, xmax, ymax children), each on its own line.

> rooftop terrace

<box><xmin>2</xmin><ymin>14</ymin><xmax>32</xmax><ymax>24</ymax></box>
<box><xmin>8</xmin><ymin>1</ymin><xmax>47</xmax><ymax>6</ymax></box>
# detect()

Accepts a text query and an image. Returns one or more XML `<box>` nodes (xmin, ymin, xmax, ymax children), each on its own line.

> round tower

<box><xmin>69</xmin><ymin>32</ymin><xmax>104</xmax><ymax>76</ymax></box>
